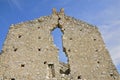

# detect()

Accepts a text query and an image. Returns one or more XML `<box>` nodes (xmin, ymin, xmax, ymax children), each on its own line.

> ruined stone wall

<box><xmin>59</xmin><ymin>15</ymin><xmax>119</xmax><ymax>80</ymax></box>
<box><xmin>0</xmin><ymin>10</ymin><xmax>61</xmax><ymax>80</ymax></box>
<box><xmin>0</xmin><ymin>8</ymin><xmax>119</xmax><ymax>80</ymax></box>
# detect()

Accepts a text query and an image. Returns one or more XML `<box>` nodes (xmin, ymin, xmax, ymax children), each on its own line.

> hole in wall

<box><xmin>38</xmin><ymin>48</ymin><xmax>41</xmax><ymax>51</ymax></box>
<box><xmin>18</xmin><ymin>35</ymin><xmax>22</xmax><ymax>38</ymax></box>
<box><xmin>21</xmin><ymin>64</ymin><xmax>25</xmax><ymax>67</ymax></box>
<box><xmin>58</xmin><ymin>18</ymin><xmax>61</xmax><ymax>20</ymax></box>
<box><xmin>69</xmin><ymin>38</ymin><xmax>72</xmax><ymax>40</ymax></box>
<box><xmin>14</xmin><ymin>48</ymin><xmax>18</xmax><ymax>52</ymax></box>
<box><xmin>11</xmin><ymin>78</ymin><xmax>15</xmax><ymax>80</ymax></box>
<box><xmin>38</xmin><ymin>27</ymin><xmax>40</xmax><ymax>29</ymax></box>
<box><xmin>94</xmin><ymin>39</ymin><xmax>96</xmax><ymax>41</ymax></box>
<box><xmin>110</xmin><ymin>73</ymin><xmax>114</xmax><ymax>77</ymax></box>
<box><xmin>51</xmin><ymin>27</ymin><xmax>68</xmax><ymax>63</ymax></box>
<box><xmin>38</xmin><ymin>36</ymin><xmax>41</xmax><ymax>39</ymax></box>
<box><xmin>68</xmin><ymin>49</ymin><xmax>71</xmax><ymax>52</ymax></box>
<box><xmin>60</xmin><ymin>69</ymin><xmax>70</xmax><ymax>75</ymax></box>
<box><xmin>95</xmin><ymin>49</ymin><xmax>98</xmax><ymax>52</ymax></box>
<box><xmin>51</xmin><ymin>27</ymin><xmax>71</xmax><ymax>75</ymax></box>
<box><xmin>110</xmin><ymin>73</ymin><xmax>116</xmax><ymax>79</ymax></box>
<box><xmin>44</xmin><ymin>61</ymin><xmax>47</xmax><ymax>64</ymax></box>
<box><xmin>77</xmin><ymin>75</ymin><xmax>81</xmax><ymax>79</ymax></box>
<box><xmin>97</xmin><ymin>61</ymin><xmax>100</xmax><ymax>64</ymax></box>
<box><xmin>80</xmin><ymin>29</ymin><xmax>82</xmax><ymax>31</ymax></box>
<box><xmin>60</xmin><ymin>66</ymin><xmax>70</xmax><ymax>75</ymax></box>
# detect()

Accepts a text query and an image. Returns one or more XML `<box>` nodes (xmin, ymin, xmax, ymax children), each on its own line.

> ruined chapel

<box><xmin>0</xmin><ymin>8</ymin><xmax>120</xmax><ymax>80</ymax></box>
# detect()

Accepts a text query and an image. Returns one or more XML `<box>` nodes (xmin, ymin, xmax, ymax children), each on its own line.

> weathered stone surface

<box><xmin>0</xmin><ymin>8</ymin><xmax>119</xmax><ymax>80</ymax></box>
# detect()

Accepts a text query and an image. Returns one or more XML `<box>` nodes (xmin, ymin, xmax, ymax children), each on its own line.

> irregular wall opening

<box><xmin>51</xmin><ymin>27</ymin><xmax>71</xmax><ymax>75</ymax></box>
<box><xmin>51</xmin><ymin>27</ymin><xmax>68</xmax><ymax>63</ymax></box>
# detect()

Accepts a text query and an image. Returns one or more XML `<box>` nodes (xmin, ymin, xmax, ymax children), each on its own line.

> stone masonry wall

<box><xmin>59</xmin><ymin>15</ymin><xmax>119</xmax><ymax>80</ymax></box>
<box><xmin>0</xmin><ymin>8</ymin><xmax>119</xmax><ymax>80</ymax></box>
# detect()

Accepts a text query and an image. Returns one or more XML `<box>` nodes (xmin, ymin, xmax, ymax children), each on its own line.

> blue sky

<box><xmin>0</xmin><ymin>0</ymin><xmax>120</xmax><ymax>73</ymax></box>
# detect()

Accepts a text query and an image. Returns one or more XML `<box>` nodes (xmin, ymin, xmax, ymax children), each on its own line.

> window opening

<box><xmin>48</xmin><ymin>64</ymin><xmax>55</xmax><ymax>78</ymax></box>
<box><xmin>51</xmin><ymin>27</ymin><xmax>68</xmax><ymax>63</ymax></box>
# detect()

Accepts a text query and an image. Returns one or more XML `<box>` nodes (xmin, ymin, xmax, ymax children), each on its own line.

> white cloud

<box><xmin>88</xmin><ymin>0</ymin><xmax>120</xmax><ymax>25</ymax></box>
